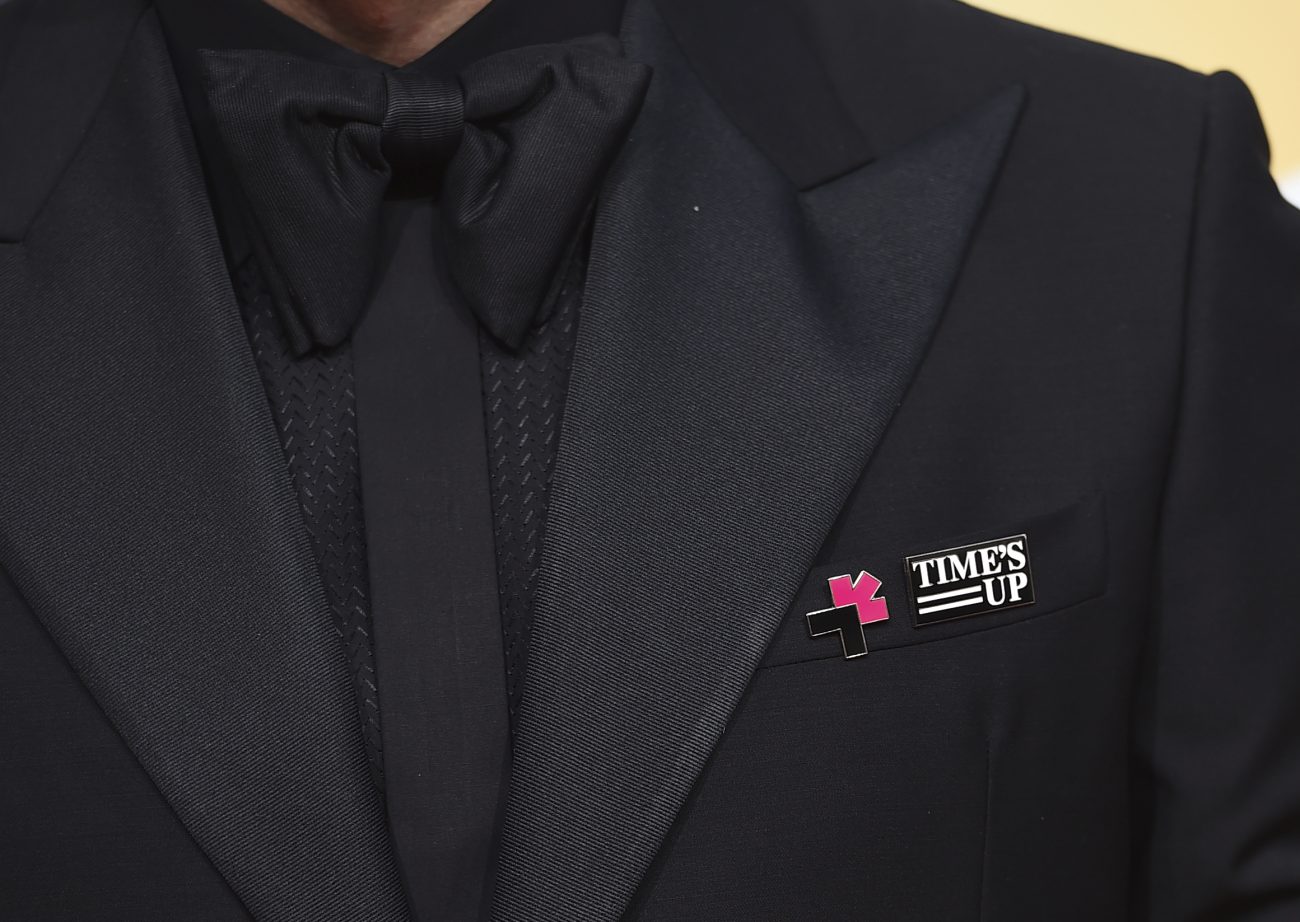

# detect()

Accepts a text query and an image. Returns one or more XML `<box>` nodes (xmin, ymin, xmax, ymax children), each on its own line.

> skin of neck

<box><xmin>261</xmin><ymin>0</ymin><xmax>493</xmax><ymax>65</ymax></box>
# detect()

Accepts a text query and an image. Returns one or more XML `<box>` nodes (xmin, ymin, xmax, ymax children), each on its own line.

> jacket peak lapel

<box><xmin>492</xmin><ymin>1</ymin><xmax>1025</xmax><ymax>919</ymax></box>
<box><xmin>0</xmin><ymin>11</ymin><xmax>410</xmax><ymax>921</ymax></box>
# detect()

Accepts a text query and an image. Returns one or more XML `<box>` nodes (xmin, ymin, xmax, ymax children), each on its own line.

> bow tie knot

<box><xmin>200</xmin><ymin>40</ymin><xmax>651</xmax><ymax>353</ymax></box>
<box><xmin>380</xmin><ymin>72</ymin><xmax>465</xmax><ymax>194</ymax></box>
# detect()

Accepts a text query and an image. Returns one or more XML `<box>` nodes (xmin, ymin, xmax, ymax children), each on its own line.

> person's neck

<box><xmin>260</xmin><ymin>0</ymin><xmax>492</xmax><ymax>65</ymax></box>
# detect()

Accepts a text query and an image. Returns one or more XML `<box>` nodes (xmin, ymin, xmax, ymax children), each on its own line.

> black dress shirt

<box><xmin>154</xmin><ymin>1</ymin><xmax>625</xmax><ymax>919</ymax></box>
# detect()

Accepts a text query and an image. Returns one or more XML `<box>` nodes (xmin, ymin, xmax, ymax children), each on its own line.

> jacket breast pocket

<box><xmin>760</xmin><ymin>494</ymin><xmax>1109</xmax><ymax>668</ymax></box>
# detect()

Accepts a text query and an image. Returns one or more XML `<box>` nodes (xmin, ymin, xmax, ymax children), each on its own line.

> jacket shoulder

<box><xmin>655</xmin><ymin>0</ymin><xmax>1213</xmax><ymax>191</ymax></box>
<box><xmin>802</xmin><ymin>0</ymin><xmax>1210</xmax><ymax>160</ymax></box>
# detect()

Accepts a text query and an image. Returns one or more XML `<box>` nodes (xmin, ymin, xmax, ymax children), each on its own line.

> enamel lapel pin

<box><xmin>805</xmin><ymin>533</ymin><xmax>1038</xmax><ymax>659</ymax></box>
<box><xmin>805</xmin><ymin>570</ymin><xmax>890</xmax><ymax>658</ymax></box>
<box><xmin>904</xmin><ymin>533</ymin><xmax>1035</xmax><ymax>625</ymax></box>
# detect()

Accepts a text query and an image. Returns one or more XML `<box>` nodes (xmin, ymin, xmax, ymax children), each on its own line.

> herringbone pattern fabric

<box><xmin>232</xmin><ymin>254</ymin><xmax>385</xmax><ymax>791</ymax></box>
<box><xmin>481</xmin><ymin>250</ymin><xmax>583</xmax><ymax>721</ymax></box>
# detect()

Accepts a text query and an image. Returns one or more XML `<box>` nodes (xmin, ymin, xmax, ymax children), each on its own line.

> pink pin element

<box><xmin>827</xmin><ymin>571</ymin><xmax>890</xmax><ymax>625</ymax></box>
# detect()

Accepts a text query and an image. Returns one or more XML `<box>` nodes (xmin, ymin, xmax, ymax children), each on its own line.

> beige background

<box><xmin>968</xmin><ymin>0</ymin><xmax>1300</xmax><ymax>204</ymax></box>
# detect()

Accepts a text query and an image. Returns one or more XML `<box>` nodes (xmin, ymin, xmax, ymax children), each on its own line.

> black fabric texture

<box><xmin>492</xmin><ymin>3</ymin><xmax>1026</xmax><ymax>917</ymax></box>
<box><xmin>152</xmin><ymin>1</ymin><xmax>628</xmax><ymax>913</ymax></box>
<box><xmin>231</xmin><ymin>253</ymin><xmax>384</xmax><ymax>791</ymax></box>
<box><xmin>4</xmin><ymin>0</ymin><xmax>1300</xmax><ymax>918</ymax></box>
<box><xmin>1128</xmin><ymin>71</ymin><xmax>1300</xmax><ymax>921</ymax></box>
<box><xmin>198</xmin><ymin>40</ymin><xmax>649</xmax><ymax>354</ymax></box>
<box><xmin>481</xmin><ymin>233</ymin><xmax>585</xmax><ymax>721</ymax></box>
<box><xmin>0</xmin><ymin>0</ymin><xmax>147</xmax><ymax>242</ymax></box>
<box><xmin>645</xmin><ymin>0</ymin><xmax>872</xmax><ymax>189</ymax></box>
<box><xmin>0</xmin><ymin>11</ymin><xmax>411</xmax><ymax>920</ymax></box>
<box><xmin>352</xmin><ymin>202</ymin><xmax>512</xmax><ymax>922</ymax></box>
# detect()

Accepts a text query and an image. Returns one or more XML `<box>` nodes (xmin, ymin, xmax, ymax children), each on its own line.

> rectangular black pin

<box><xmin>904</xmin><ymin>533</ymin><xmax>1035</xmax><ymax>627</ymax></box>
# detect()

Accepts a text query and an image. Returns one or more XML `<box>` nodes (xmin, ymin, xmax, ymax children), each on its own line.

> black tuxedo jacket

<box><xmin>2</xmin><ymin>0</ymin><xmax>1299</xmax><ymax>919</ymax></box>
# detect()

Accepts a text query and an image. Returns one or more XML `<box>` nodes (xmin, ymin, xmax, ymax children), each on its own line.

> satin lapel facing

<box><xmin>0</xmin><ymin>12</ymin><xmax>410</xmax><ymax>922</ymax></box>
<box><xmin>492</xmin><ymin>2</ymin><xmax>1026</xmax><ymax>919</ymax></box>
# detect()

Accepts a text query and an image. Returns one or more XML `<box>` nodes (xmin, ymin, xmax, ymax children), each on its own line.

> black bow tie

<box><xmin>198</xmin><ymin>39</ymin><xmax>650</xmax><ymax>353</ymax></box>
